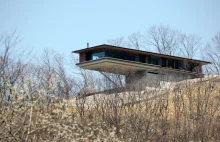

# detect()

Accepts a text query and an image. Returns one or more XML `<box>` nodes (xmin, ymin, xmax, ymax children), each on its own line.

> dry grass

<box><xmin>0</xmin><ymin>77</ymin><xmax>219</xmax><ymax>142</ymax></box>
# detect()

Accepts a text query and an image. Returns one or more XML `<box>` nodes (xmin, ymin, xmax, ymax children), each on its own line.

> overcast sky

<box><xmin>0</xmin><ymin>0</ymin><xmax>220</xmax><ymax>59</ymax></box>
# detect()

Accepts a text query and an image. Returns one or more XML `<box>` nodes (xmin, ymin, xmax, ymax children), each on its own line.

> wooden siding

<box><xmin>79</xmin><ymin>53</ymin><xmax>86</xmax><ymax>62</ymax></box>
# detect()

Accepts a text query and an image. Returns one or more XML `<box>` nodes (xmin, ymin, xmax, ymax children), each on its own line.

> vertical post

<box><xmin>166</xmin><ymin>58</ymin><xmax>169</xmax><ymax>67</ymax></box>
<box><xmin>145</xmin><ymin>55</ymin><xmax>148</xmax><ymax>63</ymax></box>
<box><xmin>199</xmin><ymin>64</ymin><xmax>202</xmax><ymax>73</ymax></box>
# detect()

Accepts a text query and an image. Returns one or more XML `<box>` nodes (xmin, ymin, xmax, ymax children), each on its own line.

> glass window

<box><xmin>162</xmin><ymin>58</ymin><xmax>166</xmax><ymax>67</ymax></box>
<box><xmin>168</xmin><ymin>59</ymin><xmax>174</xmax><ymax>68</ymax></box>
<box><xmin>152</xmin><ymin>58</ymin><xmax>159</xmax><ymax>65</ymax></box>
<box><xmin>151</xmin><ymin>56</ymin><xmax>161</xmax><ymax>65</ymax></box>
<box><xmin>91</xmin><ymin>52</ymin><xmax>105</xmax><ymax>60</ymax></box>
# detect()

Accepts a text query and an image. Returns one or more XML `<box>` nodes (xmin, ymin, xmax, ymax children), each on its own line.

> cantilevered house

<box><xmin>73</xmin><ymin>44</ymin><xmax>211</xmax><ymax>86</ymax></box>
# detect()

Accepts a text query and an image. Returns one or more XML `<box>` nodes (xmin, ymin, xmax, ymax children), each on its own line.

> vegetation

<box><xmin>0</xmin><ymin>29</ymin><xmax>220</xmax><ymax>141</ymax></box>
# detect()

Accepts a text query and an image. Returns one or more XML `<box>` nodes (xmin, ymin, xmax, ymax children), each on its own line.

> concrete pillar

<box><xmin>194</xmin><ymin>64</ymin><xmax>202</xmax><ymax>73</ymax></box>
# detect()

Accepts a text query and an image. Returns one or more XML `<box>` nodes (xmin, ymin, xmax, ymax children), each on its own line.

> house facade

<box><xmin>73</xmin><ymin>44</ymin><xmax>211</xmax><ymax>86</ymax></box>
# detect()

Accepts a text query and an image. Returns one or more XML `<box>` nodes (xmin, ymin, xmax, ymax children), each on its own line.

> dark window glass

<box><xmin>140</xmin><ymin>55</ymin><xmax>145</xmax><ymax>63</ymax></box>
<box><xmin>162</xmin><ymin>58</ymin><xmax>166</xmax><ymax>67</ymax></box>
<box><xmin>86</xmin><ymin>52</ymin><xmax>91</xmax><ymax>60</ymax></box>
<box><xmin>168</xmin><ymin>59</ymin><xmax>174</xmax><ymax>68</ymax></box>
<box><xmin>178</xmin><ymin>61</ymin><xmax>186</xmax><ymax>70</ymax></box>
<box><xmin>148</xmin><ymin>56</ymin><xmax>151</xmax><ymax>64</ymax></box>
<box><xmin>152</xmin><ymin>58</ymin><xmax>159</xmax><ymax>65</ymax></box>
<box><xmin>104</xmin><ymin>49</ymin><xmax>141</xmax><ymax>62</ymax></box>
<box><xmin>91</xmin><ymin>51</ymin><xmax>105</xmax><ymax>60</ymax></box>
<box><xmin>175</xmin><ymin>60</ymin><xmax>179</xmax><ymax>69</ymax></box>
<box><xmin>150</xmin><ymin>56</ymin><xmax>161</xmax><ymax>65</ymax></box>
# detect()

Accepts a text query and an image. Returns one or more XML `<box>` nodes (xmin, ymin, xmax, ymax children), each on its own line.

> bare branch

<box><xmin>145</xmin><ymin>25</ymin><xmax>181</xmax><ymax>55</ymax></box>
<box><xmin>180</xmin><ymin>34</ymin><xmax>201</xmax><ymax>58</ymax></box>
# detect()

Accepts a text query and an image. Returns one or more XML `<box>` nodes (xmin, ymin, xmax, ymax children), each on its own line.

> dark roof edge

<box><xmin>72</xmin><ymin>44</ymin><xmax>211</xmax><ymax>64</ymax></box>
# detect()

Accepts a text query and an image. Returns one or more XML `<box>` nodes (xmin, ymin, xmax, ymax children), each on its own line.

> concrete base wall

<box><xmin>125</xmin><ymin>70</ymin><xmax>202</xmax><ymax>89</ymax></box>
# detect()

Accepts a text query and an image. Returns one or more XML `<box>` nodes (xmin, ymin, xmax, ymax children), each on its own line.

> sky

<box><xmin>0</xmin><ymin>0</ymin><xmax>220</xmax><ymax>61</ymax></box>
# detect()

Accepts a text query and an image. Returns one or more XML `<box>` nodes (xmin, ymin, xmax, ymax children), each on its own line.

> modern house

<box><xmin>73</xmin><ymin>44</ymin><xmax>211</xmax><ymax>86</ymax></box>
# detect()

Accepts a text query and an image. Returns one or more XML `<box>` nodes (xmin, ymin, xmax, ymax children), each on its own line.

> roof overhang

<box><xmin>76</xmin><ymin>57</ymin><xmax>204</xmax><ymax>75</ymax></box>
<box><xmin>73</xmin><ymin>44</ymin><xmax>211</xmax><ymax>65</ymax></box>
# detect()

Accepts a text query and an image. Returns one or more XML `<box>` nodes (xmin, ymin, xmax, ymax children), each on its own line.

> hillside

<box><xmin>0</xmin><ymin>76</ymin><xmax>219</xmax><ymax>141</ymax></box>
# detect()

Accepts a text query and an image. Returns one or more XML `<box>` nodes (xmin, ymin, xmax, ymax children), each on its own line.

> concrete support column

<box><xmin>195</xmin><ymin>64</ymin><xmax>202</xmax><ymax>73</ymax></box>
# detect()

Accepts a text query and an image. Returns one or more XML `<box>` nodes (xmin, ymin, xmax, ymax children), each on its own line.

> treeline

<box><xmin>108</xmin><ymin>25</ymin><xmax>220</xmax><ymax>75</ymax></box>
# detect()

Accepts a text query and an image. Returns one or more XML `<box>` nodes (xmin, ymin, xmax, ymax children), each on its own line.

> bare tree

<box><xmin>212</xmin><ymin>32</ymin><xmax>220</xmax><ymax>46</ymax></box>
<box><xmin>107</xmin><ymin>33</ymin><xmax>147</xmax><ymax>50</ymax></box>
<box><xmin>0</xmin><ymin>31</ymin><xmax>31</xmax><ymax>101</ymax></box>
<box><xmin>107</xmin><ymin>25</ymin><xmax>202</xmax><ymax>58</ymax></box>
<box><xmin>145</xmin><ymin>25</ymin><xmax>180</xmax><ymax>55</ymax></box>
<box><xmin>180</xmin><ymin>34</ymin><xmax>201</xmax><ymax>58</ymax></box>
<box><xmin>127</xmin><ymin>32</ymin><xmax>145</xmax><ymax>50</ymax></box>
<box><xmin>203</xmin><ymin>32</ymin><xmax>220</xmax><ymax>74</ymax></box>
<box><xmin>107</xmin><ymin>37</ymin><xmax>127</xmax><ymax>47</ymax></box>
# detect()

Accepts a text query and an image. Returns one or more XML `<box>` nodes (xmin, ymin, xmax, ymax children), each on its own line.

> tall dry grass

<box><xmin>0</xmin><ymin>76</ymin><xmax>219</xmax><ymax>142</ymax></box>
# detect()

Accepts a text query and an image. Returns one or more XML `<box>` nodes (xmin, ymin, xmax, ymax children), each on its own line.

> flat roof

<box><xmin>73</xmin><ymin>44</ymin><xmax>211</xmax><ymax>65</ymax></box>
